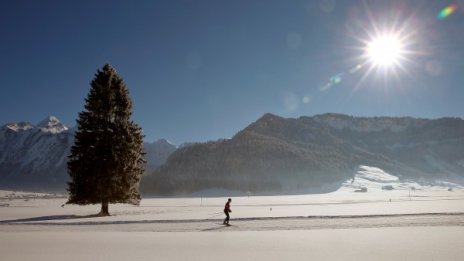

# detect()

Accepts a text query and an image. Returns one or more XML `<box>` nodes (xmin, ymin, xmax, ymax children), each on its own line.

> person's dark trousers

<box><xmin>223</xmin><ymin>210</ymin><xmax>230</xmax><ymax>224</ymax></box>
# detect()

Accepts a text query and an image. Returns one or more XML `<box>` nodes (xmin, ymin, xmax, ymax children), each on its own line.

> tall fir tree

<box><xmin>67</xmin><ymin>64</ymin><xmax>145</xmax><ymax>216</ymax></box>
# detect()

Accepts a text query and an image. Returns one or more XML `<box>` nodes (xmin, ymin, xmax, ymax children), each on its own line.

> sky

<box><xmin>1</xmin><ymin>0</ymin><xmax>463</xmax><ymax>144</ymax></box>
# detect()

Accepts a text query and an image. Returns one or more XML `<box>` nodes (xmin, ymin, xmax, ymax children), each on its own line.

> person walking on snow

<box><xmin>223</xmin><ymin>198</ymin><xmax>232</xmax><ymax>225</ymax></box>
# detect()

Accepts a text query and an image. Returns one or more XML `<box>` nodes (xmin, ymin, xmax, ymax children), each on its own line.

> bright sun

<box><xmin>366</xmin><ymin>34</ymin><xmax>404</xmax><ymax>67</ymax></box>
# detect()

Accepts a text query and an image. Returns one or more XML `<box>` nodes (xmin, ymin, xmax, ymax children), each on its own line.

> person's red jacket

<box><xmin>224</xmin><ymin>201</ymin><xmax>231</xmax><ymax>212</ymax></box>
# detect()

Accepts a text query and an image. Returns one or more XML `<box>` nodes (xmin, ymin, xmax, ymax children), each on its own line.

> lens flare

<box><xmin>437</xmin><ymin>4</ymin><xmax>459</xmax><ymax>20</ymax></box>
<box><xmin>349</xmin><ymin>64</ymin><xmax>363</xmax><ymax>74</ymax></box>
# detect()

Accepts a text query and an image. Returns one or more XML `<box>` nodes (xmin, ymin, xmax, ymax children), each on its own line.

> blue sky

<box><xmin>1</xmin><ymin>0</ymin><xmax>463</xmax><ymax>144</ymax></box>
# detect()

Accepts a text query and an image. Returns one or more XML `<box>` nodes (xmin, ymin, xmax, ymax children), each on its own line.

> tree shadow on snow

<box><xmin>0</xmin><ymin>214</ymin><xmax>103</xmax><ymax>224</ymax></box>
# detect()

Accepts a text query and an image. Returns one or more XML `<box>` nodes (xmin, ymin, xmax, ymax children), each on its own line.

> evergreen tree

<box><xmin>67</xmin><ymin>64</ymin><xmax>145</xmax><ymax>216</ymax></box>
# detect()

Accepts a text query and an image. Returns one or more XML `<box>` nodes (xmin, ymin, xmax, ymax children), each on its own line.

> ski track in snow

<box><xmin>1</xmin><ymin>213</ymin><xmax>464</xmax><ymax>233</ymax></box>
<box><xmin>2</xmin><ymin>190</ymin><xmax>464</xmax><ymax>232</ymax></box>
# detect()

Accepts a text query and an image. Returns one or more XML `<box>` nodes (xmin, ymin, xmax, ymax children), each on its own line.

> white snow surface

<box><xmin>2</xmin><ymin>227</ymin><xmax>464</xmax><ymax>261</ymax></box>
<box><xmin>339</xmin><ymin>165</ymin><xmax>462</xmax><ymax>192</ymax></box>
<box><xmin>4</xmin><ymin>116</ymin><xmax>68</xmax><ymax>134</ymax></box>
<box><xmin>37</xmin><ymin>116</ymin><xmax>68</xmax><ymax>133</ymax></box>
<box><xmin>1</xmin><ymin>188</ymin><xmax>464</xmax><ymax>261</ymax></box>
<box><xmin>5</xmin><ymin>121</ymin><xmax>34</xmax><ymax>131</ymax></box>
<box><xmin>1</xmin><ymin>184</ymin><xmax>464</xmax><ymax>261</ymax></box>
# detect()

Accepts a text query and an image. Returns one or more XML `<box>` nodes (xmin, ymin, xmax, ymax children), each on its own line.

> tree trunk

<box><xmin>99</xmin><ymin>199</ymin><xmax>110</xmax><ymax>216</ymax></box>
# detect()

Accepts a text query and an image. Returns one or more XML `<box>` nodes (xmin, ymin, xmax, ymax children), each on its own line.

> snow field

<box><xmin>1</xmin><ymin>188</ymin><xmax>464</xmax><ymax>225</ymax></box>
<box><xmin>1</xmin><ymin>186</ymin><xmax>464</xmax><ymax>260</ymax></box>
<box><xmin>1</xmin><ymin>227</ymin><xmax>464</xmax><ymax>261</ymax></box>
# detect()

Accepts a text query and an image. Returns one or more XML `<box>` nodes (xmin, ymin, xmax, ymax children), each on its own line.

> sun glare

<box><xmin>320</xmin><ymin>5</ymin><xmax>421</xmax><ymax>91</ymax></box>
<box><xmin>366</xmin><ymin>34</ymin><xmax>404</xmax><ymax>67</ymax></box>
<box><xmin>345</xmin><ymin>21</ymin><xmax>417</xmax><ymax>92</ymax></box>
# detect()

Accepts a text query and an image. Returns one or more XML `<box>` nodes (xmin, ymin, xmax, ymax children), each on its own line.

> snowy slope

<box><xmin>0</xmin><ymin>116</ymin><xmax>72</xmax><ymax>169</ymax></box>
<box><xmin>0</xmin><ymin>117</ymin><xmax>177</xmax><ymax>191</ymax></box>
<box><xmin>0</xmin><ymin>116</ymin><xmax>74</xmax><ymax>190</ymax></box>
<box><xmin>339</xmin><ymin>165</ymin><xmax>463</xmax><ymax>192</ymax></box>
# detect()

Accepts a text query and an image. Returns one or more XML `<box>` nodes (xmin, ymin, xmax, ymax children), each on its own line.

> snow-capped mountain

<box><xmin>0</xmin><ymin>117</ymin><xmax>176</xmax><ymax>191</ymax></box>
<box><xmin>0</xmin><ymin>116</ymin><xmax>74</xmax><ymax>191</ymax></box>
<box><xmin>36</xmin><ymin>116</ymin><xmax>69</xmax><ymax>134</ymax></box>
<box><xmin>142</xmin><ymin>113</ymin><xmax>464</xmax><ymax>195</ymax></box>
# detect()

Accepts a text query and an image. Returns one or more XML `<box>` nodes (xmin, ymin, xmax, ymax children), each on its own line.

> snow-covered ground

<box><xmin>1</xmin><ymin>166</ymin><xmax>463</xmax><ymax>260</ymax></box>
<box><xmin>2</xmin><ymin>227</ymin><xmax>464</xmax><ymax>261</ymax></box>
<box><xmin>339</xmin><ymin>165</ymin><xmax>462</xmax><ymax>192</ymax></box>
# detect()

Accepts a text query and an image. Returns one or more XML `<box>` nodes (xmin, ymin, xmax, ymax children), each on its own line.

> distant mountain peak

<box><xmin>37</xmin><ymin>116</ymin><xmax>60</xmax><ymax>127</ymax></box>
<box><xmin>144</xmin><ymin>138</ymin><xmax>178</xmax><ymax>169</ymax></box>
<box><xmin>154</xmin><ymin>138</ymin><xmax>176</xmax><ymax>147</ymax></box>
<box><xmin>250</xmin><ymin>113</ymin><xmax>286</xmax><ymax>127</ymax></box>
<box><xmin>0</xmin><ymin>116</ymin><xmax>75</xmax><ymax>191</ymax></box>
<box><xmin>4</xmin><ymin>121</ymin><xmax>34</xmax><ymax>132</ymax></box>
<box><xmin>258</xmin><ymin>113</ymin><xmax>284</xmax><ymax>122</ymax></box>
<box><xmin>37</xmin><ymin>116</ymin><xmax>68</xmax><ymax>133</ymax></box>
<box><xmin>236</xmin><ymin>113</ymin><xmax>286</xmax><ymax>137</ymax></box>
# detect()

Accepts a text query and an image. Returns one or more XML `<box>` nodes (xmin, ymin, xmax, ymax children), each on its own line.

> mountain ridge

<box><xmin>0</xmin><ymin>116</ymin><xmax>74</xmax><ymax>191</ymax></box>
<box><xmin>141</xmin><ymin>113</ymin><xmax>464</xmax><ymax>195</ymax></box>
<box><xmin>1</xmin><ymin>113</ymin><xmax>463</xmax><ymax>194</ymax></box>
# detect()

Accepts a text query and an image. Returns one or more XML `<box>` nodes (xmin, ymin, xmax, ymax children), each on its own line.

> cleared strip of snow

<box><xmin>2</xmin><ymin>213</ymin><xmax>463</xmax><ymax>233</ymax></box>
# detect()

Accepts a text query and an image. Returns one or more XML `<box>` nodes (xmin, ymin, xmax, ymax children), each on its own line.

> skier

<box><xmin>223</xmin><ymin>198</ymin><xmax>232</xmax><ymax>225</ymax></box>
